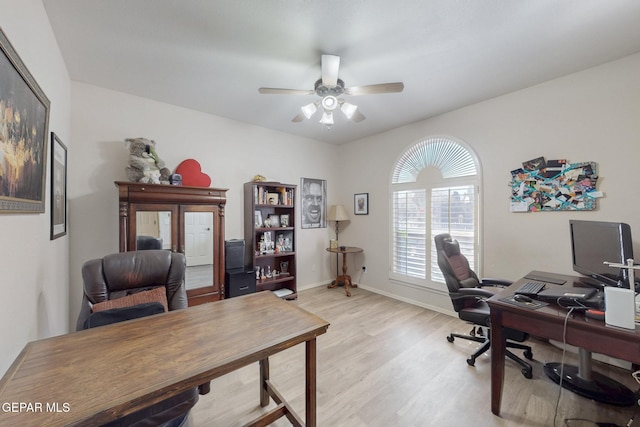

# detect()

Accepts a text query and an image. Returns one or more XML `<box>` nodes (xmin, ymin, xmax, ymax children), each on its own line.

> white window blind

<box><xmin>392</xmin><ymin>189</ymin><xmax>427</xmax><ymax>279</ymax></box>
<box><xmin>430</xmin><ymin>185</ymin><xmax>476</xmax><ymax>283</ymax></box>
<box><xmin>392</xmin><ymin>137</ymin><xmax>476</xmax><ymax>184</ymax></box>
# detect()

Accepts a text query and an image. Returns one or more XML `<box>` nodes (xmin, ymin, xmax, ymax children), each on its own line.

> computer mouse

<box><xmin>514</xmin><ymin>294</ymin><xmax>532</xmax><ymax>303</ymax></box>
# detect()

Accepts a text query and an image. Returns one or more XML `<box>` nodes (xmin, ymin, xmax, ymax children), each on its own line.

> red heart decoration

<box><xmin>175</xmin><ymin>159</ymin><xmax>211</xmax><ymax>187</ymax></box>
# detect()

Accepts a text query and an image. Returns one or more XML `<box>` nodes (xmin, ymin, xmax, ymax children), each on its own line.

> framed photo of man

<box><xmin>300</xmin><ymin>177</ymin><xmax>326</xmax><ymax>229</ymax></box>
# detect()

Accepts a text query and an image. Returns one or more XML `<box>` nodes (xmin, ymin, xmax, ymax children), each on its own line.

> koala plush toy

<box><xmin>125</xmin><ymin>138</ymin><xmax>171</xmax><ymax>184</ymax></box>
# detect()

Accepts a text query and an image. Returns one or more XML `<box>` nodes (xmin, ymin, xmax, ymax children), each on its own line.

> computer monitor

<box><xmin>570</xmin><ymin>220</ymin><xmax>634</xmax><ymax>288</ymax></box>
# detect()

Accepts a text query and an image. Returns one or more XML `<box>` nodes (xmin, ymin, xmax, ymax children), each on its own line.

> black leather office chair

<box><xmin>434</xmin><ymin>233</ymin><xmax>533</xmax><ymax>378</ymax></box>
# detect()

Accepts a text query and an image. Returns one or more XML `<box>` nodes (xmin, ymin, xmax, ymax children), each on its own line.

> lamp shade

<box><xmin>327</xmin><ymin>204</ymin><xmax>350</xmax><ymax>222</ymax></box>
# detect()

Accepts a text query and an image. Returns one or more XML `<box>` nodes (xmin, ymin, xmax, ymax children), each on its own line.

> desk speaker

<box><xmin>604</xmin><ymin>287</ymin><xmax>635</xmax><ymax>329</ymax></box>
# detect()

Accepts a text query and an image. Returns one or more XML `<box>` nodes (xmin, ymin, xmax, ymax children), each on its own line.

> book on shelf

<box><xmin>254</xmin><ymin>185</ymin><xmax>294</xmax><ymax>206</ymax></box>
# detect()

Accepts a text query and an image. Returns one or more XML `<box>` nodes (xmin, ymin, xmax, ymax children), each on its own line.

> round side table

<box><xmin>326</xmin><ymin>246</ymin><xmax>363</xmax><ymax>297</ymax></box>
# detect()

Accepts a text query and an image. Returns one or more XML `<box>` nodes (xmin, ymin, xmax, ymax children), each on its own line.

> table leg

<box><xmin>341</xmin><ymin>252</ymin><xmax>352</xmax><ymax>297</ymax></box>
<box><xmin>490</xmin><ymin>308</ymin><xmax>505</xmax><ymax>415</ymax></box>
<box><xmin>306</xmin><ymin>338</ymin><xmax>317</xmax><ymax>427</ymax></box>
<box><xmin>327</xmin><ymin>254</ymin><xmax>340</xmax><ymax>289</ymax></box>
<box><xmin>259</xmin><ymin>358</ymin><xmax>269</xmax><ymax>407</ymax></box>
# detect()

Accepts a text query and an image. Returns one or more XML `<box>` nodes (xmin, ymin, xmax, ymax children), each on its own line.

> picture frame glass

<box><xmin>267</xmin><ymin>214</ymin><xmax>280</xmax><ymax>228</ymax></box>
<box><xmin>354</xmin><ymin>193</ymin><xmax>369</xmax><ymax>215</ymax></box>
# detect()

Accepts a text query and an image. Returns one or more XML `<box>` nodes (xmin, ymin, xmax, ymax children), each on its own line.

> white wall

<box><xmin>0</xmin><ymin>0</ymin><xmax>71</xmax><ymax>374</ymax></box>
<box><xmin>337</xmin><ymin>53</ymin><xmax>640</xmax><ymax>312</ymax></box>
<box><xmin>68</xmin><ymin>83</ymin><xmax>339</xmax><ymax>327</ymax></box>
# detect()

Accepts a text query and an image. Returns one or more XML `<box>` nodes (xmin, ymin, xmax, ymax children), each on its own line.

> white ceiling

<box><xmin>42</xmin><ymin>0</ymin><xmax>640</xmax><ymax>145</ymax></box>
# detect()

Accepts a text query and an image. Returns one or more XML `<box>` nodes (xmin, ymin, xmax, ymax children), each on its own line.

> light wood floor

<box><xmin>189</xmin><ymin>286</ymin><xmax>638</xmax><ymax>426</ymax></box>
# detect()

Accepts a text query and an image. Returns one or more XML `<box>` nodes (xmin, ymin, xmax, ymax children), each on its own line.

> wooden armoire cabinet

<box><xmin>115</xmin><ymin>181</ymin><xmax>227</xmax><ymax>306</ymax></box>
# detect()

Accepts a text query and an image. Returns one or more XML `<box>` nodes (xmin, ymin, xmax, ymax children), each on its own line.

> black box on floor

<box><xmin>225</xmin><ymin>269</ymin><xmax>256</xmax><ymax>298</ymax></box>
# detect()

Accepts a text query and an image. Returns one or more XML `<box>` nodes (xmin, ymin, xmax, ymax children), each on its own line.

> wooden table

<box><xmin>326</xmin><ymin>246</ymin><xmax>363</xmax><ymax>297</ymax></box>
<box><xmin>487</xmin><ymin>271</ymin><xmax>640</xmax><ymax>416</ymax></box>
<box><xmin>0</xmin><ymin>291</ymin><xmax>329</xmax><ymax>427</ymax></box>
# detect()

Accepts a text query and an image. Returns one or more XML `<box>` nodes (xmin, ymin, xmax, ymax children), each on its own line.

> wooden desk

<box><xmin>488</xmin><ymin>271</ymin><xmax>640</xmax><ymax>416</ymax></box>
<box><xmin>326</xmin><ymin>246</ymin><xmax>363</xmax><ymax>297</ymax></box>
<box><xmin>0</xmin><ymin>291</ymin><xmax>329</xmax><ymax>427</ymax></box>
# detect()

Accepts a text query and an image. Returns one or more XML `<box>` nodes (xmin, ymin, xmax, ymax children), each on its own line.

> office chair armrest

<box><xmin>458</xmin><ymin>287</ymin><xmax>495</xmax><ymax>299</ymax></box>
<box><xmin>479</xmin><ymin>278</ymin><xmax>513</xmax><ymax>288</ymax></box>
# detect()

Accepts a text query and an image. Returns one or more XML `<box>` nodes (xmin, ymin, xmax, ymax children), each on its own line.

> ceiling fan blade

<box><xmin>321</xmin><ymin>55</ymin><xmax>340</xmax><ymax>87</ymax></box>
<box><xmin>292</xmin><ymin>111</ymin><xmax>307</xmax><ymax>122</ymax></box>
<box><xmin>344</xmin><ymin>82</ymin><xmax>404</xmax><ymax>96</ymax></box>
<box><xmin>259</xmin><ymin>87</ymin><xmax>315</xmax><ymax>95</ymax></box>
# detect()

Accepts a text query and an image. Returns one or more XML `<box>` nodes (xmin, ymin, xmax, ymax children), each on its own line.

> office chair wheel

<box><xmin>447</xmin><ymin>335</ymin><xmax>454</xmax><ymax>343</ymax></box>
<box><xmin>467</xmin><ymin>357</ymin><xmax>476</xmax><ymax>367</ymax></box>
<box><xmin>524</xmin><ymin>349</ymin><xmax>533</xmax><ymax>360</ymax></box>
<box><xmin>522</xmin><ymin>367</ymin><xmax>533</xmax><ymax>379</ymax></box>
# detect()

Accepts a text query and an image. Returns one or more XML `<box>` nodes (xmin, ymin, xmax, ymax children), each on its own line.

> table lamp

<box><xmin>327</xmin><ymin>204</ymin><xmax>350</xmax><ymax>243</ymax></box>
<box><xmin>327</xmin><ymin>204</ymin><xmax>350</xmax><ymax>280</ymax></box>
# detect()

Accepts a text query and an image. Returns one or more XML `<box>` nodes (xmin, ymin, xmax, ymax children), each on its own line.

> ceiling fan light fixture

<box><xmin>319</xmin><ymin>111</ymin><xmax>334</xmax><ymax>126</ymax></box>
<box><xmin>301</xmin><ymin>102</ymin><xmax>318</xmax><ymax>119</ymax></box>
<box><xmin>340</xmin><ymin>101</ymin><xmax>358</xmax><ymax>119</ymax></box>
<box><xmin>321</xmin><ymin>95</ymin><xmax>338</xmax><ymax>111</ymax></box>
<box><xmin>259</xmin><ymin>54</ymin><xmax>403</xmax><ymax>128</ymax></box>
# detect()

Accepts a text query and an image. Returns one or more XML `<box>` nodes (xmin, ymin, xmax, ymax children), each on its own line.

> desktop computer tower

<box><xmin>224</xmin><ymin>239</ymin><xmax>256</xmax><ymax>298</ymax></box>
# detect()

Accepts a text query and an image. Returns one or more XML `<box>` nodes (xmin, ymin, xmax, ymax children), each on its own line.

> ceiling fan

<box><xmin>258</xmin><ymin>54</ymin><xmax>404</xmax><ymax>128</ymax></box>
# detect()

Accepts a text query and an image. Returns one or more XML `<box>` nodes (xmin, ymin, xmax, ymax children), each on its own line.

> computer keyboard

<box><xmin>514</xmin><ymin>281</ymin><xmax>546</xmax><ymax>296</ymax></box>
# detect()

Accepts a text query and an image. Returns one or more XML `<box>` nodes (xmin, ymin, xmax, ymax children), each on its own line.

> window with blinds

<box><xmin>391</xmin><ymin>138</ymin><xmax>479</xmax><ymax>288</ymax></box>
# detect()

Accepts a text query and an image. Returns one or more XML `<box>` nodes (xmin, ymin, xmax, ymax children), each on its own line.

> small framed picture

<box><xmin>50</xmin><ymin>132</ymin><xmax>67</xmax><ymax>239</ymax></box>
<box><xmin>280</xmin><ymin>214</ymin><xmax>290</xmax><ymax>227</ymax></box>
<box><xmin>354</xmin><ymin>193</ymin><xmax>369</xmax><ymax>215</ymax></box>
<box><xmin>267</xmin><ymin>214</ymin><xmax>280</xmax><ymax>228</ymax></box>
<box><xmin>254</xmin><ymin>210</ymin><xmax>263</xmax><ymax>227</ymax></box>
<box><xmin>266</xmin><ymin>193</ymin><xmax>279</xmax><ymax>205</ymax></box>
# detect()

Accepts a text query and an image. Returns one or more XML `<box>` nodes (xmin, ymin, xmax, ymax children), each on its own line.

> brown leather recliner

<box><xmin>76</xmin><ymin>250</ymin><xmax>199</xmax><ymax>427</ymax></box>
<box><xmin>77</xmin><ymin>250</ymin><xmax>188</xmax><ymax>330</ymax></box>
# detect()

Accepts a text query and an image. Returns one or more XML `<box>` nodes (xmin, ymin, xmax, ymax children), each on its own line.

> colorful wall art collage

<box><xmin>510</xmin><ymin>157</ymin><xmax>602</xmax><ymax>212</ymax></box>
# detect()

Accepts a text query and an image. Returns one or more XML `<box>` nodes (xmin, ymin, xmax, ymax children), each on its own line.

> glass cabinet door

<box><xmin>130</xmin><ymin>204</ymin><xmax>178</xmax><ymax>252</ymax></box>
<box><xmin>182</xmin><ymin>209</ymin><xmax>215</xmax><ymax>290</ymax></box>
<box><xmin>180</xmin><ymin>205</ymin><xmax>221</xmax><ymax>300</ymax></box>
